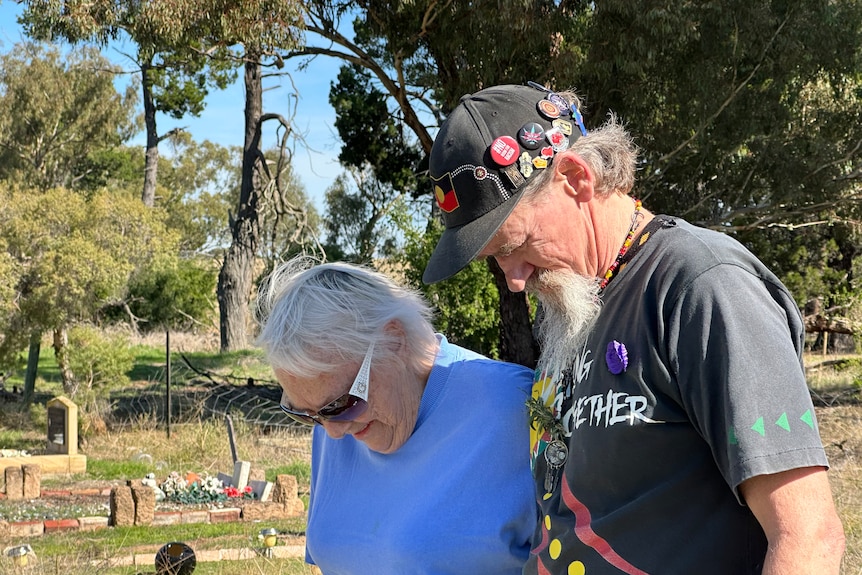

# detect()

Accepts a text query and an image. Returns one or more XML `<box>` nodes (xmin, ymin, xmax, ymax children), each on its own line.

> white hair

<box><xmin>255</xmin><ymin>256</ymin><xmax>437</xmax><ymax>379</ymax></box>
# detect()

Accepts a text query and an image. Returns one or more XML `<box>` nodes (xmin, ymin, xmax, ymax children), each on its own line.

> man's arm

<box><xmin>739</xmin><ymin>466</ymin><xmax>845</xmax><ymax>574</ymax></box>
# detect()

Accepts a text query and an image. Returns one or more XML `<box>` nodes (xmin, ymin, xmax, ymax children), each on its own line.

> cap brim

<box><xmin>422</xmin><ymin>190</ymin><xmax>526</xmax><ymax>284</ymax></box>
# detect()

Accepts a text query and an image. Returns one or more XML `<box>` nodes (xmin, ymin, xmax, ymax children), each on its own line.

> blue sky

<box><xmin>0</xmin><ymin>2</ymin><xmax>343</xmax><ymax>210</ymax></box>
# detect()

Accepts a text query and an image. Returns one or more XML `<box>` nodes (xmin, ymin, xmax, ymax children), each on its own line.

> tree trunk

<box><xmin>217</xmin><ymin>57</ymin><xmax>264</xmax><ymax>352</ymax></box>
<box><xmin>52</xmin><ymin>327</ymin><xmax>78</xmax><ymax>397</ymax></box>
<box><xmin>488</xmin><ymin>258</ymin><xmax>539</xmax><ymax>369</ymax></box>
<box><xmin>21</xmin><ymin>330</ymin><xmax>41</xmax><ymax>407</ymax></box>
<box><xmin>141</xmin><ymin>60</ymin><xmax>159</xmax><ymax>207</ymax></box>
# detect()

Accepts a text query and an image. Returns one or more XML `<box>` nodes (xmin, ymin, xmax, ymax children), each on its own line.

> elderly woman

<box><xmin>255</xmin><ymin>257</ymin><xmax>535</xmax><ymax>575</ymax></box>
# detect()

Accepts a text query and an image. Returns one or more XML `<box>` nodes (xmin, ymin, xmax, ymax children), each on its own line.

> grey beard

<box><xmin>529</xmin><ymin>270</ymin><xmax>602</xmax><ymax>380</ymax></box>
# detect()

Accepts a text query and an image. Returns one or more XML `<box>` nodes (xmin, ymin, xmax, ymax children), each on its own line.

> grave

<box><xmin>0</xmin><ymin>396</ymin><xmax>87</xmax><ymax>477</ymax></box>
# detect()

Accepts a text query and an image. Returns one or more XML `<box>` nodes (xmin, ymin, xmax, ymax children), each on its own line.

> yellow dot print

<box><xmin>549</xmin><ymin>539</ymin><xmax>562</xmax><ymax>560</ymax></box>
<box><xmin>544</xmin><ymin>515</ymin><xmax>551</xmax><ymax>530</ymax></box>
<box><xmin>568</xmin><ymin>560</ymin><xmax>586</xmax><ymax>575</ymax></box>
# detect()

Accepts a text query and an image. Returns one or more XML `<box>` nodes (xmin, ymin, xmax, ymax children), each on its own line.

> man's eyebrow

<box><xmin>494</xmin><ymin>242</ymin><xmax>518</xmax><ymax>257</ymax></box>
<box><xmin>479</xmin><ymin>239</ymin><xmax>516</xmax><ymax>260</ymax></box>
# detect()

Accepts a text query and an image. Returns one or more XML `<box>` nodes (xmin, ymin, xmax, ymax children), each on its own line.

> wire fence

<box><xmin>109</xmin><ymin>354</ymin><xmax>303</xmax><ymax>432</ymax></box>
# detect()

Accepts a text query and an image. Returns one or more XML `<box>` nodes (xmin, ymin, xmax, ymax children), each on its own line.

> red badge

<box><xmin>546</xmin><ymin>128</ymin><xmax>568</xmax><ymax>151</ymax></box>
<box><xmin>432</xmin><ymin>173</ymin><xmax>459</xmax><ymax>213</ymax></box>
<box><xmin>490</xmin><ymin>136</ymin><xmax>519</xmax><ymax>166</ymax></box>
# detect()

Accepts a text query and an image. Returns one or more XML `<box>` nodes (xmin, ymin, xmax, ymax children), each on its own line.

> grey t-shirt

<box><xmin>526</xmin><ymin>217</ymin><xmax>828</xmax><ymax>575</ymax></box>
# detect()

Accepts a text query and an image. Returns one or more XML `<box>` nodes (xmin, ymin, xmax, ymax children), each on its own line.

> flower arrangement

<box><xmin>159</xmin><ymin>471</ymin><xmax>255</xmax><ymax>504</ymax></box>
<box><xmin>224</xmin><ymin>485</ymin><xmax>254</xmax><ymax>499</ymax></box>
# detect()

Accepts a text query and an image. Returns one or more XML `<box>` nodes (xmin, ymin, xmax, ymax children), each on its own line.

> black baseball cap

<box><xmin>422</xmin><ymin>83</ymin><xmax>586</xmax><ymax>284</ymax></box>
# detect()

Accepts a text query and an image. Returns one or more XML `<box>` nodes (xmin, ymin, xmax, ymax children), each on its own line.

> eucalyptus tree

<box><xmin>550</xmin><ymin>0</ymin><xmax>862</xmax><ymax>313</ymax></box>
<box><xmin>156</xmin><ymin>134</ymin><xmax>241</xmax><ymax>254</ymax></box>
<box><xmin>23</xmin><ymin>0</ymin><xmax>312</xmax><ymax>351</ymax></box>
<box><xmin>289</xmin><ymin>0</ymin><xmax>563</xmax><ymax>367</ymax></box>
<box><xmin>181</xmin><ymin>0</ymin><xmax>307</xmax><ymax>352</ymax></box>
<box><xmin>0</xmin><ymin>43</ymin><xmax>139</xmax><ymax>191</ymax></box>
<box><xmin>0</xmin><ymin>186</ymin><xmax>178</xmax><ymax>399</ymax></box>
<box><xmin>20</xmin><ymin>0</ymin><xmax>237</xmax><ymax>207</ymax></box>
<box><xmin>256</xmin><ymin>147</ymin><xmax>322</xmax><ymax>276</ymax></box>
<box><xmin>322</xmin><ymin>64</ymin><xmax>420</xmax><ymax>263</ymax></box>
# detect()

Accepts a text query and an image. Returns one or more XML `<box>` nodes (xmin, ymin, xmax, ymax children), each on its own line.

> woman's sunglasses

<box><xmin>279</xmin><ymin>342</ymin><xmax>374</xmax><ymax>426</ymax></box>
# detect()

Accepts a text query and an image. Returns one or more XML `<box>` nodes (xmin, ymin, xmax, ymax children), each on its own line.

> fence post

<box><xmin>166</xmin><ymin>330</ymin><xmax>171</xmax><ymax>439</ymax></box>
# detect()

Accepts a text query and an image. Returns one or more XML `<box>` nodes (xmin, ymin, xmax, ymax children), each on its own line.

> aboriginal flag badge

<box><xmin>432</xmin><ymin>173</ymin><xmax>459</xmax><ymax>213</ymax></box>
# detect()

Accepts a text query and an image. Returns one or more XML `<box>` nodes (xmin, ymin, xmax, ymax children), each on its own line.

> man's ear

<box><xmin>556</xmin><ymin>151</ymin><xmax>594</xmax><ymax>202</ymax></box>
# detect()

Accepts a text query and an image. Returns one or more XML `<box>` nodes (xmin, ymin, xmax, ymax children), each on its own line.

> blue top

<box><xmin>305</xmin><ymin>335</ymin><xmax>536</xmax><ymax>575</ymax></box>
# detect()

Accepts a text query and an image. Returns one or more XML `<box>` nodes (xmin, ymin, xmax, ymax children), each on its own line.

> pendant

<box><xmin>543</xmin><ymin>439</ymin><xmax>569</xmax><ymax>493</ymax></box>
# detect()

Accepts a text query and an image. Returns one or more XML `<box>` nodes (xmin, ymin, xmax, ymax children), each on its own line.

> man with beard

<box><xmin>422</xmin><ymin>83</ymin><xmax>845</xmax><ymax>575</ymax></box>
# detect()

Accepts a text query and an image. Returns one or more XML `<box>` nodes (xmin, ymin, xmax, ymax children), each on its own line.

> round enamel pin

<box><xmin>490</xmin><ymin>135</ymin><xmax>519</xmax><ymax>166</ymax></box>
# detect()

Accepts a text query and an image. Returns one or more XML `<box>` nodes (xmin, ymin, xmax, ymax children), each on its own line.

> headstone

<box><xmin>4</xmin><ymin>466</ymin><xmax>23</xmax><ymax>500</ymax></box>
<box><xmin>131</xmin><ymin>484</ymin><xmax>155</xmax><ymax>526</ymax></box>
<box><xmin>247</xmin><ymin>479</ymin><xmax>273</xmax><ymax>502</ymax></box>
<box><xmin>232</xmin><ymin>460</ymin><xmax>251</xmax><ymax>491</ymax></box>
<box><xmin>110</xmin><ymin>485</ymin><xmax>135</xmax><ymax>526</ymax></box>
<box><xmin>21</xmin><ymin>464</ymin><xmax>40</xmax><ymax>499</ymax></box>
<box><xmin>46</xmin><ymin>396</ymin><xmax>78</xmax><ymax>455</ymax></box>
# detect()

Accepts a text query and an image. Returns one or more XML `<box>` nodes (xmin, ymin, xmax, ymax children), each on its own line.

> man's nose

<box><xmin>494</xmin><ymin>256</ymin><xmax>534</xmax><ymax>293</ymax></box>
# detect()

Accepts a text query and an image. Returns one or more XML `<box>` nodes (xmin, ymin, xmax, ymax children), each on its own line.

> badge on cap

<box><xmin>500</xmin><ymin>163</ymin><xmax>526</xmax><ymax>188</ymax></box>
<box><xmin>431</xmin><ymin>173</ymin><xmax>459</xmax><ymax>213</ymax></box>
<box><xmin>547</xmin><ymin>93</ymin><xmax>571</xmax><ymax>116</ymax></box>
<box><xmin>537</xmin><ymin>99</ymin><xmax>561</xmax><ymax>120</ymax></box>
<box><xmin>572</xmin><ymin>107</ymin><xmax>588</xmax><ymax>137</ymax></box>
<box><xmin>533</xmin><ymin>157</ymin><xmax>549</xmax><ymax>169</ymax></box>
<box><xmin>490</xmin><ymin>136</ymin><xmax>520</xmax><ymax>167</ymax></box>
<box><xmin>519</xmin><ymin>152</ymin><xmax>534</xmax><ymax>179</ymax></box>
<box><xmin>518</xmin><ymin>123</ymin><xmax>545</xmax><ymax>150</ymax></box>
<box><xmin>552</xmin><ymin>119</ymin><xmax>573</xmax><ymax>136</ymax></box>
<box><xmin>546</xmin><ymin>128</ymin><xmax>569</xmax><ymax>152</ymax></box>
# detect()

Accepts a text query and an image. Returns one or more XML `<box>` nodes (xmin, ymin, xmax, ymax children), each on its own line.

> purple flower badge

<box><xmin>606</xmin><ymin>340</ymin><xmax>629</xmax><ymax>375</ymax></box>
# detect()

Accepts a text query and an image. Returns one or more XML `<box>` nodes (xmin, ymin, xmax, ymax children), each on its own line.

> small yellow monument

<box><xmin>0</xmin><ymin>396</ymin><xmax>86</xmax><ymax>476</ymax></box>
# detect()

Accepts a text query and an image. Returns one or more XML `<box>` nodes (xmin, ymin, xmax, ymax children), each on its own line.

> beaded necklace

<box><xmin>598</xmin><ymin>199</ymin><xmax>642</xmax><ymax>293</ymax></box>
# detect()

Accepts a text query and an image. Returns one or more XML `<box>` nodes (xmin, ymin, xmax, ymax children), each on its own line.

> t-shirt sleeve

<box><xmin>665</xmin><ymin>262</ymin><xmax>828</xmax><ymax>501</ymax></box>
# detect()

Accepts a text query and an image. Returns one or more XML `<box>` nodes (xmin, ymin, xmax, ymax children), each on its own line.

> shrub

<box><xmin>67</xmin><ymin>324</ymin><xmax>134</xmax><ymax>392</ymax></box>
<box><xmin>126</xmin><ymin>256</ymin><xmax>216</xmax><ymax>332</ymax></box>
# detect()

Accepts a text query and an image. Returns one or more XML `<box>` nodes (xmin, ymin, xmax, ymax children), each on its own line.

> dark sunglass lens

<box><xmin>321</xmin><ymin>397</ymin><xmax>368</xmax><ymax>422</ymax></box>
<box><xmin>280</xmin><ymin>404</ymin><xmax>318</xmax><ymax>426</ymax></box>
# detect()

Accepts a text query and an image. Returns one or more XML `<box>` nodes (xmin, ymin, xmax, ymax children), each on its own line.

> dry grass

<box><xmin>79</xmin><ymin>418</ymin><xmax>311</xmax><ymax>484</ymax></box>
<box><xmin>820</xmin><ymin>405</ymin><xmax>862</xmax><ymax>575</ymax></box>
<box><xmin>805</xmin><ymin>352</ymin><xmax>862</xmax><ymax>574</ymax></box>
